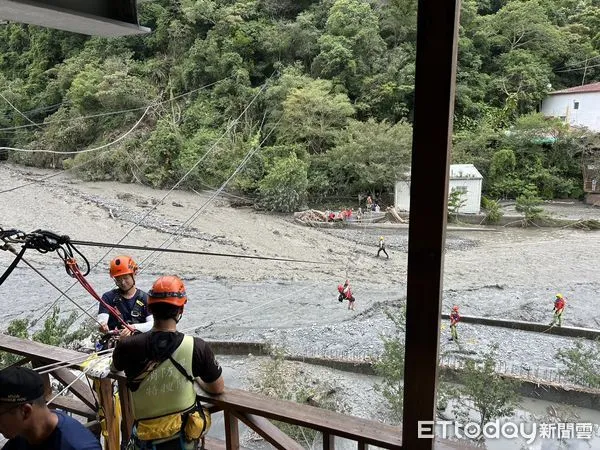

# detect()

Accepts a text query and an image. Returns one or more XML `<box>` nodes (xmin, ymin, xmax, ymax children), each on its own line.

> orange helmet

<box><xmin>148</xmin><ymin>276</ymin><xmax>187</xmax><ymax>307</ymax></box>
<box><xmin>452</xmin><ymin>305</ymin><xmax>459</xmax><ymax>311</ymax></box>
<box><xmin>109</xmin><ymin>256</ymin><xmax>138</xmax><ymax>278</ymax></box>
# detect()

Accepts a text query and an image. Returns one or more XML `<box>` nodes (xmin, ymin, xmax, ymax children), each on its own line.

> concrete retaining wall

<box><xmin>441</xmin><ymin>314</ymin><xmax>600</xmax><ymax>340</ymax></box>
<box><xmin>208</xmin><ymin>340</ymin><xmax>600</xmax><ymax>410</ymax></box>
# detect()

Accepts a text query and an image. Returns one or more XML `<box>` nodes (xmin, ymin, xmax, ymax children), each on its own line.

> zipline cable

<box><xmin>0</xmin><ymin>105</ymin><xmax>153</xmax><ymax>155</ymax></box>
<box><xmin>0</xmin><ymin>77</ymin><xmax>229</xmax><ymax>132</ymax></box>
<box><xmin>139</xmin><ymin>117</ymin><xmax>279</xmax><ymax>273</ymax></box>
<box><xmin>69</xmin><ymin>239</ymin><xmax>331</xmax><ymax>265</ymax></box>
<box><xmin>67</xmin><ymin>75</ymin><xmax>277</xmax><ymax>326</ymax></box>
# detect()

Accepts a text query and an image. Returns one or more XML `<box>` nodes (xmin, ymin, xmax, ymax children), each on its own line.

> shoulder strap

<box><xmin>169</xmin><ymin>356</ymin><xmax>194</xmax><ymax>383</ymax></box>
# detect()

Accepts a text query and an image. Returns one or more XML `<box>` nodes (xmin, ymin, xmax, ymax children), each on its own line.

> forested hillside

<box><xmin>1</xmin><ymin>0</ymin><xmax>600</xmax><ymax>210</ymax></box>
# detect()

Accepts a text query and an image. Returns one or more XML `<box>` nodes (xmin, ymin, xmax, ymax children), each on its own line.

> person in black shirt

<box><xmin>111</xmin><ymin>275</ymin><xmax>223</xmax><ymax>450</ymax></box>
<box><xmin>0</xmin><ymin>367</ymin><xmax>100</xmax><ymax>450</ymax></box>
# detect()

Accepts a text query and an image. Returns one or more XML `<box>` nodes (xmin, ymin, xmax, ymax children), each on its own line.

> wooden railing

<box><xmin>0</xmin><ymin>334</ymin><xmax>473</xmax><ymax>450</ymax></box>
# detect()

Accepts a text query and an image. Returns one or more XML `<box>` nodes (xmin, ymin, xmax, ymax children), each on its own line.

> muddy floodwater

<box><xmin>2</xmin><ymin>163</ymin><xmax>600</xmax><ymax>449</ymax></box>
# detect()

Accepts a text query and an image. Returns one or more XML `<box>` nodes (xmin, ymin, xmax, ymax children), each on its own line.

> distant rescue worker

<box><xmin>337</xmin><ymin>280</ymin><xmax>356</xmax><ymax>311</ymax></box>
<box><xmin>366</xmin><ymin>195</ymin><xmax>373</xmax><ymax>210</ymax></box>
<box><xmin>376</xmin><ymin>236</ymin><xmax>389</xmax><ymax>259</ymax></box>
<box><xmin>550</xmin><ymin>293</ymin><xmax>566</xmax><ymax>327</ymax></box>
<box><xmin>97</xmin><ymin>256</ymin><xmax>152</xmax><ymax>340</ymax></box>
<box><xmin>449</xmin><ymin>305</ymin><xmax>460</xmax><ymax>341</ymax></box>
<box><xmin>111</xmin><ymin>275</ymin><xmax>224</xmax><ymax>450</ymax></box>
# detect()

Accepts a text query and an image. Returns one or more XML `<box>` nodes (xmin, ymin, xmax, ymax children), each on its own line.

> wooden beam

<box><xmin>6</xmin><ymin>357</ymin><xmax>31</xmax><ymax>368</ymax></box>
<box><xmin>52</xmin><ymin>367</ymin><xmax>96</xmax><ymax>410</ymax></box>
<box><xmin>401</xmin><ymin>0</ymin><xmax>461</xmax><ymax>449</ymax></box>
<box><xmin>49</xmin><ymin>395</ymin><xmax>96</xmax><ymax>419</ymax></box>
<box><xmin>0</xmin><ymin>334</ymin><xmax>86</xmax><ymax>363</ymax></box>
<box><xmin>224</xmin><ymin>410</ymin><xmax>240</xmax><ymax>450</ymax></box>
<box><xmin>198</xmin><ymin>389</ymin><xmax>401</xmax><ymax>449</ymax></box>
<box><xmin>233</xmin><ymin>412</ymin><xmax>304</xmax><ymax>450</ymax></box>
<box><xmin>357</xmin><ymin>442</ymin><xmax>367</xmax><ymax>450</ymax></box>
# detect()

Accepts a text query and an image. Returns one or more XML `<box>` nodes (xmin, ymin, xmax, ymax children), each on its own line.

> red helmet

<box><xmin>452</xmin><ymin>305</ymin><xmax>459</xmax><ymax>311</ymax></box>
<box><xmin>148</xmin><ymin>276</ymin><xmax>187</xmax><ymax>307</ymax></box>
<box><xmin>337</xmin><ymin>284</ymin><xmax>344</xmax><ymax>293</ymax></box>
<box><xmin>109</xmin><ymin>256</ymin><xmax>138</xmax><ymax>278</ymax></box>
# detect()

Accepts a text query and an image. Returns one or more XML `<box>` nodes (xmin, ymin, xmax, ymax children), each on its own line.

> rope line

<box><xmin>35</xmin><ymin>349</ymin><xmax>114</xmax><ymax>374</ymax></box>
<box><xmin>46</xmin><ymin>361</ymin><xmax>100</xmax><ymax>405</ymax></box>
<box><xmin>70</xmin><ymin>239</ymin><xmax>330</xmax><ymax>265</ymax></box>
<box><xmin>67</xmin><ymin>75</ymin><xmax>277</xmax><ymax>326</ymax></box>
<box><xmin>0</xmin><ymin>92</ymin><xmax>41</xmax><ymax>128</ymax></box>
<box><xmin>0</xmin><ymin>78</ymin><xmax>229</xmax><ymax>132</ymax></box>
<box><xmin>0</xmin><ymin>105</ymin><xmax>153</xmax><ymax>155</ymax></box>
<box><xmin>139</xmin><ymin>116</ymin><xmax>278</xmax><ymax>273</ymax></box>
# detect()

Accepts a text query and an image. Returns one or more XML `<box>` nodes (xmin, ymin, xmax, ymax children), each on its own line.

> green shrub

<box><xmin>481</xmin><ymin>197</ymin><xmax>503</xmax><ymax>224</ymax></box>
<box><xmin>257</xmin><ymin>153</ymin><xmax>308</xmax><ymax>212</ymax></box>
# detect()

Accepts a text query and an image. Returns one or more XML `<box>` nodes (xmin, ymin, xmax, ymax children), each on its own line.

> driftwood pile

<box><xmin>386</xmin><ymin>207</ymin><xmax>409</xmax><ymax>223</ymax></box>
<box><xmin>293</xmin><ymin>209</ymin><xmax>329</xmax><ymax>223</ymax></box>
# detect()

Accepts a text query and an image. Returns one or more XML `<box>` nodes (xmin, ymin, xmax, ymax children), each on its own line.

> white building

<box><xmin>395</xmin><ymin>164</ymin><xmax>483</xmax><ymax>214</ymax></box>
<box><xmin>540</xmin><ymin>82</ymin><xmax>600</xmax><ymax>132</ymax></box>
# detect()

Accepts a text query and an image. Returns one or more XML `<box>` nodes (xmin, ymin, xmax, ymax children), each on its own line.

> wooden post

<box><xmin>401</xmin><ymin>0</ymin><xmax>461</xmax><ymax>448</ymax></box>
<box><xmin>357</xmin><ymin>441</ymin><xmax>367</xmax><ymax>450</ymax></box>
<box><xmin>97</xmin><ymin>379</ymin><xmax>120</xmax><ymax>450</ymax></box>
<box><xmin>224</xmin><ymin>411</ymin><xmax>240</xmax><ymax>450</ymax></box>
<box><xmin>118</xmin><ymin>380</ymin><xmax>134</xmax><ymax>444</ymax></box>
<box><xmin>323</xmin><ymin>432</ymin><xmax>335</xmax><ymax>449</ymax></box>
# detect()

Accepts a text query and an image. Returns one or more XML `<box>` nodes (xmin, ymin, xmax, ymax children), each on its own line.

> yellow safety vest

<box><xmin>131</xmin><ymin>335</ymin><xmax>196</xmax><ymax>420</ymax></box>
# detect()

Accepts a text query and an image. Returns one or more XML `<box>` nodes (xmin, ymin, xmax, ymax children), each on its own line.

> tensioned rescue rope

<box><xmin>46</xmin><ymin>362</ymin><xmax>99</xmax><ymax>406</ymax></box>
<box><xmin>0</xmin><ymin>78</ymin><xmax>230</xmax><ymax>195</ymax></box>
<box><xmin>139</xmin><ymin>117</ymin><xmax>280</xmax><ymax>272</ymax></box>
<box><xmin>69</xmin><ymin>239</ymin><xmax>331</xmax><ymax>265</ymax></box>
<box><xmin>0</xmin><ymin>229</ymin><xmax>132</xmax><ymax>330</ymax></box>
<box><xmin>68</xmin><ymin>75</ymin><xmax>278</xmax><ymax>324</ymax></box>
<box><xmin>34</xmin><ymin>348</ymin><xmax>114</xmax><ymax>374</ymax></box>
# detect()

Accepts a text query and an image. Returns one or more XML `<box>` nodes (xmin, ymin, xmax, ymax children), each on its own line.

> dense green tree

<box><xmin>1</xmin><ymin>0</ymin><xmax>598</xmax><ymax>204</ymax></box>
<box><xmin>258</xmin><ymin>153</ymin><xmax>308</xmax><ymax>212</ymax></box>
<box><xmin>324</xmin><ymin>119</ymin><xmax>412</xmax><ymax>196</ymax></box>
<box><xmin>278</xmin><ymin>78</ymin><xmax>354</xmax><ymax>154</ymax></box>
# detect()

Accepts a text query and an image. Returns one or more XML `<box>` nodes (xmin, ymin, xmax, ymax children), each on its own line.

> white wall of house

<box><xmin>395</xmin><ymin>164</ymin><xmax>483</xmax><ymax>214</ymax></box>
<box><xmin>448</xmin><ymin>178</ymin><xmax>482</xmax><ymax>214</ymax></box>
<box><xmin>541</xmin><ymin>92</ymin><xmax>600</xmax><ymax>132</ymax></box>
<box><xmin>395</xmin><ymin>180</ymin><xmax>411</xmax><ymax>211</ymax></box>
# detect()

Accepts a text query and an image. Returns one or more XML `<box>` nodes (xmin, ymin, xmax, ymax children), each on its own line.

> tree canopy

<box><xmin>1</xmin><ymin>0</ymin><xmax>599</xmax><ymax>209</ymax></box>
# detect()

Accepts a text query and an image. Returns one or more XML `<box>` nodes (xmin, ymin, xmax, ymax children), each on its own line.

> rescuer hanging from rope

<box><xmin>550</xmin><ymin>293</ymin><xmax>566</xmax><ymax>327</ymax></box>
<box><xmin>96</xmin><ymin>256</ymin><xmax>152</xmax><ymax>350</ymax></box>
<box><xmin>449</xmin><ymin>305</ymin><xmax>460</xmax><ymax>341</ymax></box>
<box><xmin>337</xmin><ymin>279</ymin><xmax>356</xmax><ymax>311</ymax></box>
